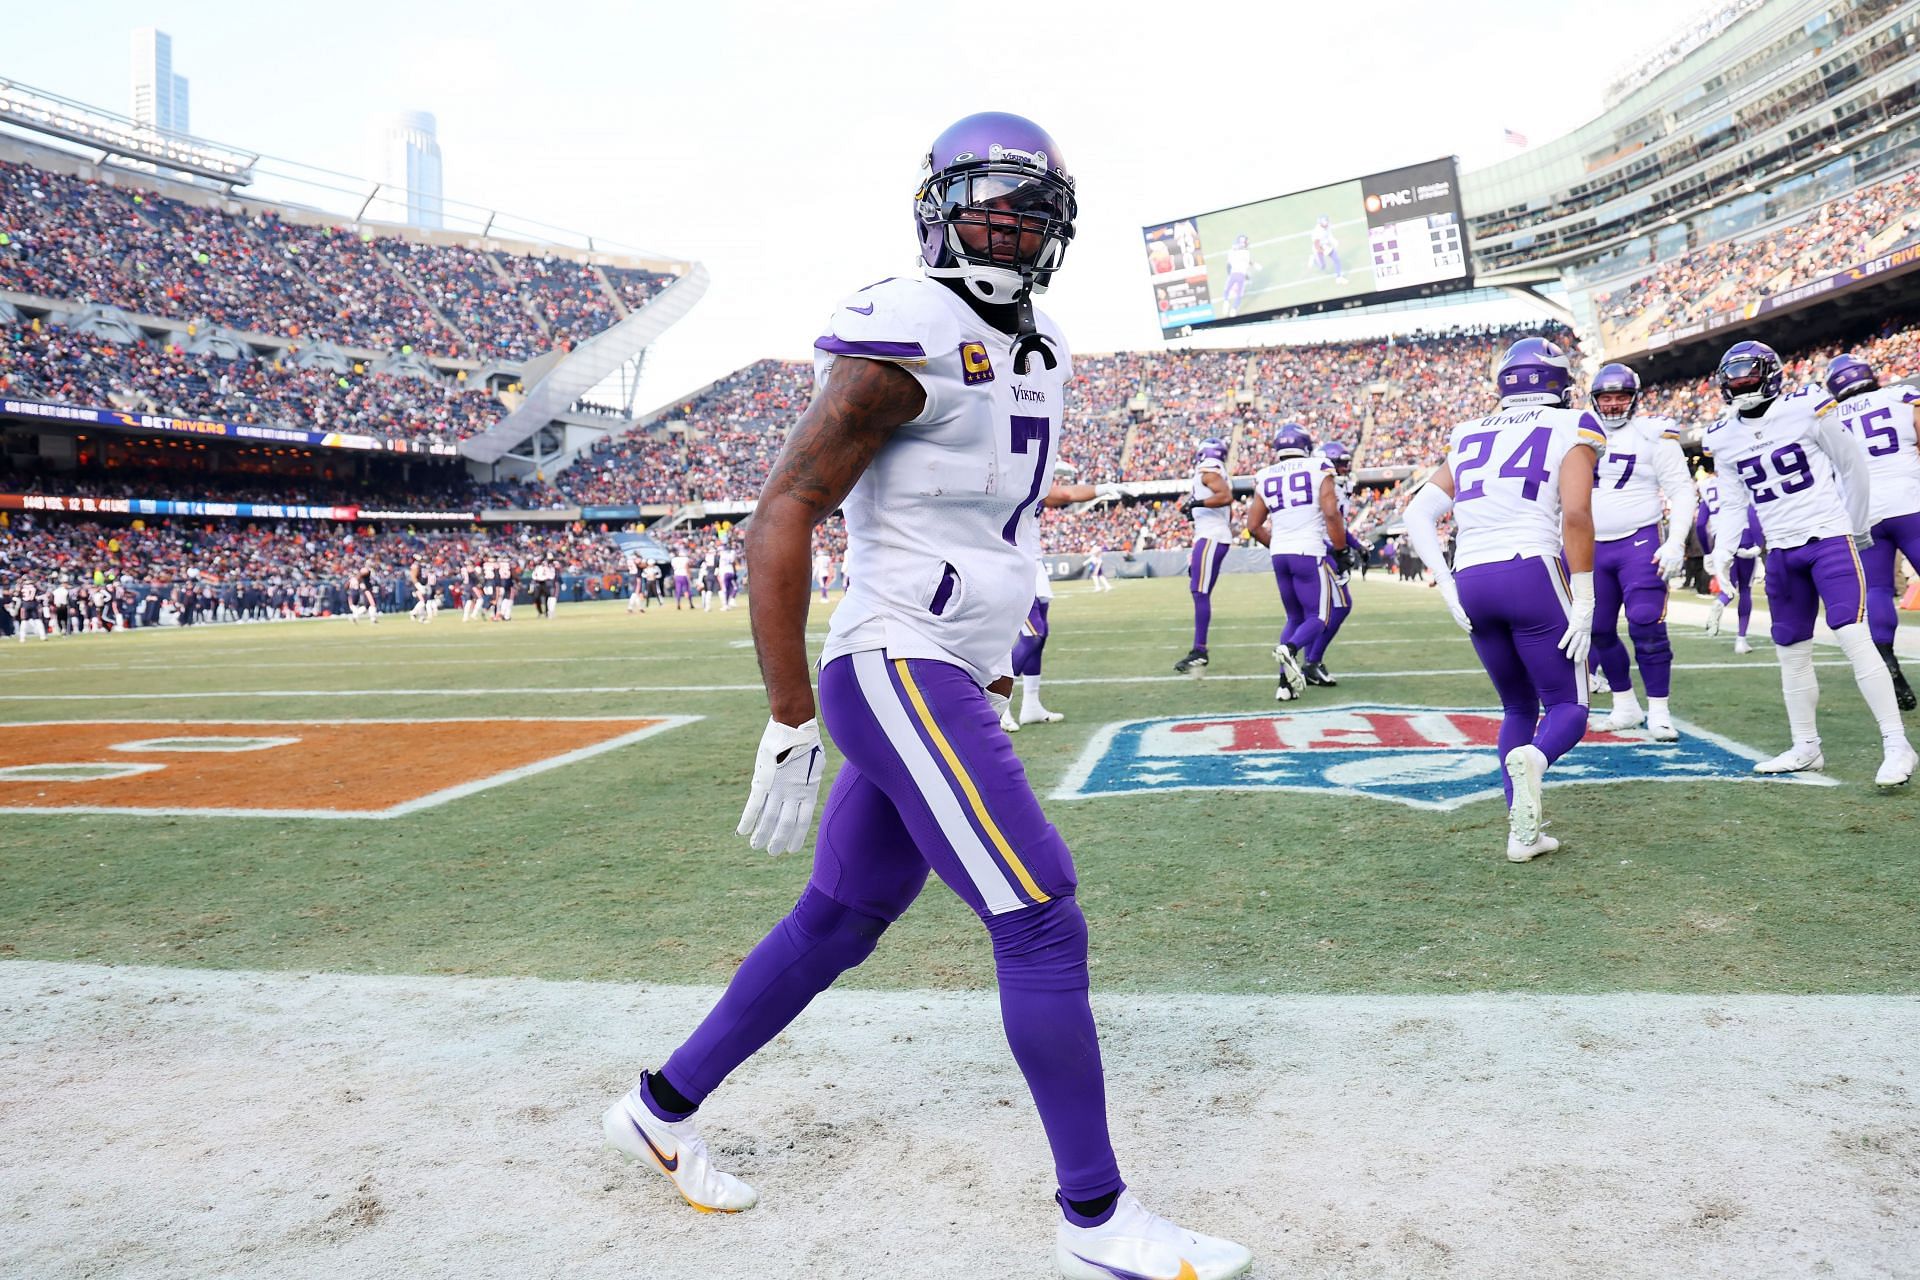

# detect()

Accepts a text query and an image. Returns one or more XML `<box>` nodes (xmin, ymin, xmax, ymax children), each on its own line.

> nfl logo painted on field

<box><xmin>1053</xmin><ymin>703</ymin><xmax>1836</xmax><ymax>810</ymax></box>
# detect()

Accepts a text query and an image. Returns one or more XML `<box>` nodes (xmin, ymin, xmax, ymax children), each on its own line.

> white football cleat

<box><xmin>1733</xmin><ymin>637</ymin><xmax>1753</xmax><ymax>655</ymax></box>
<box><xmin>1000</xmin><ymin>707</ymin><xmax>1022</xmax><ymax>734</ymax></box>
<box><xmin>1588</xmin><ymin>668</ymin><xmax>1608</xmax><ymax>697</ymax></box>
<box><xmin>1276</xmin><ymin>647</ymin><xmax>1306</xmax><ymax>698</ymax></box>
<box><xmin>1705</xmin><ymin>596</ymin><xmax>1726</xmax><ymax>636</ymax></box>
<box><xmin>1645</xmin><ymin>713</ymin><xmax>1680</xmax><ymax>743</ymax></box>
<box><xmin>1020</xmin><ymin>704</ymin><xmax>1065</xmax><ymax>726</ymax></box>
<box><xmin>1507</xmin><ymin>831</ymin><xmax>1561</xmax><ymax>863</ymax></box>
<box><xmin>603</xmin><ymin>1088</ymin><xmax>758</xmax><ymax>1213</ymax></box>
<box><xmin>1599</xmin><ymin>703</ymin><xmax>1646</xmax><ymax>732</ymax></box>
<box><xmin>1504</xmin><ymin>744</ymin><xmax>1547</xmax><ymax>847</ymax></box>
<box><xmin>1753</xmin><ymin>744</ymin><xmax>1824</xmax><ymax>775</ymax></box>
<box><xmin>1875</xmin><ymin>742</ymin><xmax>1918</xmax><ymax>788</ymax></box>
<box><xmin>1056</xmin><ymin>1190</ymin><xmax>1252</xmax><ymax>1280</ymax></box>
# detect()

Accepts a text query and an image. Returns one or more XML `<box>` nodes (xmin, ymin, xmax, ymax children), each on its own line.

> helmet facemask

<box><xmin>918</xmin><ymin>162</ymin><xmax>1076</xmax><ymax>306</ymax></box>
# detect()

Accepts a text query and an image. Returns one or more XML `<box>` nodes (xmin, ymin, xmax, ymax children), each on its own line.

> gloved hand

<box><xmin>1095</xmin><ymin>483</ymin><xmax>1122</xmax><ymax>502</ymax></box>
<box><xmin>1654</xmin><ymin>541</ymin><xmax>1685</xmax><ymax>579</ymax></box>
<box><xmin>1180</xmin><ymin>498</ymin><xmax>1201</xmax><ymax>516</ymax></box>
<box><xmin>1735</xmin><ymin>545</ymin><xmax>1762</xmax><ymax>560</ymax></box>
<box><xmin>1559</xmin><ymin>571</ymin><xmax>1595</xmax><ymax>666</ymax></box>
<box><xmin>737</xmin><ymin>717</ymin><xmax>823</xmax><ymax>856</ymax></box>
<box><xmin>1853</xmin><ymin>530</ymin><xmax>1875</xmax><ymax>552</ymax></box>
<box><xmin>1436</xmin><ymin>577</ymin><xmax>1473</xmax><ymax>634</ymax></box>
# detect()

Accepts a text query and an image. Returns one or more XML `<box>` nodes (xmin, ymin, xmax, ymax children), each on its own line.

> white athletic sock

<box><xmin>1833</xmin><ymin>624</ymin><xmax>1910</xmax><ymax>746</ymax></box>
<box><xmin>1021</xmin><ymin>674</ymin><xmax>1043</xmax><ymax>705</ymax></box>
<box><xmin>1647</xmin><ymin>695</ymin><xmax>1670</xmax><ymax>721</ymax></box>
<box><xmin>1612</xmin><ymin>689</ymin><xmax>1641</xmax><ymax>714</ymax></box>
<box><xmin>1774</xmin><ymin>640</ymin><xmax>1822</xmax><ymax>750</ymax></box>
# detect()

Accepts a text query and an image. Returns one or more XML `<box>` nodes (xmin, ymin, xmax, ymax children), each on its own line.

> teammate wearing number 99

<box><xmin>1826</xmin><ymin>353</ymin><xmax>1920</xmax><ymax>711</ymax></box>
<box><xmin>1403</xmin><ymin>337</ymin><xmax>1603</xmax><ymax>863</ymax></box>
<box><xmin>1706</xmin><ymin>340</ymin><xmax>1916</xmax><ymax>786</ymax></box>
<box><xmin>600</xmin><ymin>113</ymin><xmax>1252</xmax><ymax>1280</ymax></box>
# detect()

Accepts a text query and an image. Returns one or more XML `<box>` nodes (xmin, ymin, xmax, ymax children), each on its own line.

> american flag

<box><xmin>1504</xmin><ymin>128</ymin><xmax>1528</xmax><ymax>148</ymax></box>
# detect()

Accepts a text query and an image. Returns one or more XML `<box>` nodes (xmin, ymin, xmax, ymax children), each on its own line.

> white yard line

<box><xmin>0</xmin><ymin>961</ymin><xmax>1911</xmax><ymax>1280</ymax></box>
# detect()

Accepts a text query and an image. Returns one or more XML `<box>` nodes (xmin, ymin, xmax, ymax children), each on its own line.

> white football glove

<box><xmin>737</xmin><ymin>717</ymin><xmax>823</xmax><ymax>856</ymax></box>
<box><xmin>1735</xmin><ymin>545</ymin><xmax>1762</xmax><ymax>560</ymax></box>
<box><xmin>1852</xmin><ymin>530</ymin><xmax>1875</xmax><ymax>552</ymax></box>
<box><xmin>1558</xmin><ymin>571</ymin><xmax>1595</xmax><ymax>667</ymax></box>
<box><xmin>987</xmin><ymin>689</ymin><xmax>1012</xmax><ymax>721</ymax></box>
<box><xmin>1094</xmin><ymin>483</ymin><xmax>1123</xmax><ymax>502</ymax></box>
<box><xmin>1436</xmin><ymin>577</ymin><xmax>1472</xmax><ymax>634</ymax></box>
<box><xmin>1654</xmin><ymin>541</ymin><xmax>1686</xmax><ymax>579</ymax></box>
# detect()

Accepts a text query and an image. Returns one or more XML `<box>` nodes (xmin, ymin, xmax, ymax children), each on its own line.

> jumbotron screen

<box><xmin>1145</xmin><ymin>157</ymin><xmax>1471</xmax><ymax>335</ymax></box>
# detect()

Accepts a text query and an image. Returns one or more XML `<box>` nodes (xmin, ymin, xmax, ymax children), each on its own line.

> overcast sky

<box><xmin>9</xmin><ymin>0</ymin><xmax>1690</xmax><ymax>408</ymax></box>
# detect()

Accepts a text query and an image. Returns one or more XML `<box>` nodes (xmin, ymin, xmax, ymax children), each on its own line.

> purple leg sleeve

<box><xmin>1192</xmin><ymin>593</ymin><xmax>1214</xmax><ymax>650</ymax></box>
<box><xmin>1732</xmin><ymin>557</ymin><xmax>1756</xmax><ymax>635</ymax></box>
<box><xmin>1012</xmin><ymin>600</ymin><xmax>1049</xmax><ymax>676</ymax></box>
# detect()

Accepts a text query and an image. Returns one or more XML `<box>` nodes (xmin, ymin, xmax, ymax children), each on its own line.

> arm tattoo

<box><xmin>760</xmin><ymin>358</ymin><xmax>924</xmax><ymax>520</ymax></box>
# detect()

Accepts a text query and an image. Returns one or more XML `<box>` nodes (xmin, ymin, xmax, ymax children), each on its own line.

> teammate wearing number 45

<box><xmin>1586</xmin><ymin>363</ymin><xmax>1696</xmax><ymax>741</ymax></box>
<box><xmin>601</xmin><ymin>112</ymin><xmax>1251</xmax><ymax>1280</ymax></box>
<box><xmin>1826</xmin><ymin>353</ymin><xmax>1920</xmax><ymax>712</ymax></box>
<box><xmin>1405</xmin><ymin>337</ymin><xmax>1602</xmax><ymax>862</ymax></box>
<box><xmin>1705</xmin><ymin>340</ymin><xmax>1916</xmax><ymax>786</ymax></box>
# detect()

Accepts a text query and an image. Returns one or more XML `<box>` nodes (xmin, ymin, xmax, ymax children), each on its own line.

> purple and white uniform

<box><xmin>1707</xmin><ymin>387</ymin><xmax>1869</xmax><ymax>646</ymax></box>
<box><xmin>1186</xmin><ymin>456</ymin><xmax>1233</xmax><ymax>648</ymax></box>
<box><xmin>1012</xmin><ymin>558</ymin><xmax>1051</xmax><ymax>677</ymax></box>
<box><xmin>1448</xmin><ymin>404</ymin><xmax>1608</xmax><ymax>799</ymax></box>
<box><xmin>1304</xmin><ymin>469</ymin><xmax>1354</xmax><ymax>665</ymax></box>
<box><xmin>719</xmin><ymin>545</ymin><xmax>738</xmax><ymax>605</ymax></box>
<box><xmin>1700</xmin><ymin>474</ymin><xmax>1764</xmax><ymax>634</ymax></box>
<box><xmin>1834</xmin><ymin>382</ymin><xmax>1920</xmax><ymax>646</ymax></box>
<box><xmin>1590</xmin><ymin>414</ymin><xmax>1695</xmax><ymax>699</ymax></box>
<box><xmin>1256</xmin><ymin>453</ymin><xmax>1337</xmax><ymax>656</ymax></box>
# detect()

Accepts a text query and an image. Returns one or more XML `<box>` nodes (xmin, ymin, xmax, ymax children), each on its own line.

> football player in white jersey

<box><xmin>1308</xmin><ymin>214</ymin><xmax>1346</xmax><ymax>285</ymax></box>
<box><xmin>601</xmin><ymin>113</ymin><xmax>1250</xmax><ymax>1280</ymax></box>
<box><xmin>1005</xmin><ymin>472</ymin><xmax>1121</xmax><ymax>733</ymax></box>
<box><xmin>1299</xmin><ymin>440</ymin><xmax>1359</xmax><ymax>686</ymax></box>
<box><xmin>1403</xmin><ymin>338</ymin><xmax>1603</xmax><ymax>862</ymax></box>
<box><xmin>1705</xmin><ymin>340</ymin><xmax>1916</xmax><ymax>786</ymax></box>
<box><xmin>1174</xmin><ymin>437</ymin><xmax>1235</xmax><ymax>674</ymax></box>
<box><xmin>1826</xmin><ymin>353</ymin><xmax>1920</xmax><ymax>711</ymax></box>
<box><xmin>1698</xmin><ymin>457</ymin><xmax>1765</xmax><ymax>654</ymax></box>
<box><xmin>1222</xmin><ymin>234</ymin><xmax>1256</xmax><ymax>318</ymax></box>
<box><xmin>1585</xmin><ymin>363</ymin><xmax>1697</xmax><ymax>740</ymax></box>
<box><xmin>718</xmin><ymin>543</ymin><xmax>740</xmax><ymax>610</ymax></box>
<box><xmin>1247</xmin><ymin>424</ymin><xmax>1348</xmax><ymax>702</ymax></box>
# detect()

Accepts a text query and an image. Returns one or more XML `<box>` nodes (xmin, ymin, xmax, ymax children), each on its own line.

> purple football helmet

<box><xmin>1589</xmin><ymin>362</ymin><xmax>1641</xmax><ymax>426</ymax></box>
<box><xmin>916</xmin><ymin>112</ymin><xmax>1077</xmax><ymax>307</ymax></box>
<box><xmin>1319</xmin><ymin>439</ymin><xmax>1352</xmax><ymax>474</ymax></box>
<box><xmin>1195</xmin><ymin>437</ymin><xmax>1229</xmax><ymax>464</ymax></box>
<box><xmin>1716</xmin><ymin>340</ymin><xmax>1784</xmax><ymax>411</ymax></box>
<box><xmin>1272</xmin><ymin>423</ymin><xmax>1312</xmax><ymax>457</ymax></box>
<box><xmin>1495</xmin><ymin>337</ymin><xmax>1574</xmax><ymax>408</ymax></box>
<box><xmin>1824</xmin><ymin>353</ymin><xmax>1878</xmax><ymax>401</ymax></box>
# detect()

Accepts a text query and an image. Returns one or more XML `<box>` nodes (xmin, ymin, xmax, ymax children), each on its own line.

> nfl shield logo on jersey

<box><xmin>1053</xmin><ymin>704</ymin><xmax>1837</xmax><ymax>809</ymax></box>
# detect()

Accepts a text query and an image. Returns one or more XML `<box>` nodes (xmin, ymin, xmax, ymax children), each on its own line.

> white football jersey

<box><xmin>1312</xmin><ymin>224</ymin><xmax>1337</xmax><ymax>252</ymax></box>
<box><xmin>1707</xmin><ymin>386</ymin><xmax>1870</xmax><ymax>550</ymax></box>
<box><xmin>1033</xmin><ymin>558</ymin><xmax>1053</xmax><ymax>602</ymax></box>
<box><xmin>1832</xmin><ymin>382</ymin><xmax>1920</xmax><ymax>523</ymax></box>
<box><xmin>670</xmin><ymin>554</ymin><xmax>690</xmax><ymax>576</ymax></box>
<box><xmin>1592</xmin><ymin>414</ymin><xmax>1696</xmax><ymax>542</ymax></box>
<box><xmin>719</xmin><ymin>547</ymin><xmax>736</xmax><ymax>573</ymax></box>
<box><xmin>1254</xmin><ymin>455</ymin><xmax>1335</xmax><ymax>556</ymax></box>
<box><xmin>1189</xmin><ymin>459</ymin><xmax>1233</xmax><ymax>543</ymax></box>
<box><xmin>815</xmin><ymin>276</ymin><xmax>1070</xmax><ymax>685</ymax></box>
<box><xmin>1445</xmin><ymin>405</ymin><xmax>1608</xmax><ymax>571</ymax></box>
<box><xmin>1226</xmin><ymin>246</ymin><xmax>1253</xmax><ymax>276</ymax></box>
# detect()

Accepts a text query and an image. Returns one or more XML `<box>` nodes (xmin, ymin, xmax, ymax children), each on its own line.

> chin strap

<box><xmin>1009</xmin><ymin>270</ymin><xmax>1057</xmax><ymax>375</ymax></box>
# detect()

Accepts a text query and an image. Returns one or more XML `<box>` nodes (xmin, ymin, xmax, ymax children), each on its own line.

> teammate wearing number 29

<box><xmin>1404</xmin><ymin>338</ymin><xmax>1603</xmax><ymax>862</ymax></box>
<box><xmin>1705</xmin><ymin>341</ymin><xmax>1916</xmax><ymax>786</ymax></box>
<box><xmin>600</xmin><ymin>113</ymin><xmax>1253</xmax><ymax>1280</ymax></box>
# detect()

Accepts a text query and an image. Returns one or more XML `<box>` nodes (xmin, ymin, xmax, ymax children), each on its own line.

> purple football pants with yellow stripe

<box><xmin>1590</xmin><ymin>523</ymin><xmax>1672</xmax><ymax>698</ymax></box>
<box><xmin>1455</xmin><ymin>556</ymin><xmax>1589</xmax><ymax>806</ymax></box>
<box><xmin>1272</xmin><ymin>552</ymin><xmax>1332</xmax><ymax>655</ymax></box>
<box><xmin>658</xmin><ymin>650</ymin><xmax>1122</xmax><ymax>1202</ymax></box>
<box><xmin>1766</xmin><ymin>536</ymin><xmax>1867</xmax><ymax>646</ymax></box>
<box><xmin>1189</xmin><ymin>538</ymin><xmax>1230</xmax><ymax>650</ymax></box>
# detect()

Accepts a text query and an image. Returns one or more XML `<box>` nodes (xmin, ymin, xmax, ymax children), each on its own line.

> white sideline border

<box><xmin>0</xmin><ymin>715</ymin><xmax>699</xmax><ymax>819</ymax></box>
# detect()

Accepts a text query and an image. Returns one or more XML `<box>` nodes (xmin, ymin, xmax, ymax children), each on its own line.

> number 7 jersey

<box><xmin>1444</xmin><ymin>405</ymin><xmax>1608</xmax><ymax>570</ymax></box>
<box><xmin>813</xmin><ymin>276</ymin><xmax>1070</xmax><ymax>685</ymax></box>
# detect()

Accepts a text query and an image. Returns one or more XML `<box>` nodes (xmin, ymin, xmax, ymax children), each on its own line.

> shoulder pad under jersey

<box><xmin>814</xmin><ymin>277</ymin><xmax>961</xmax><ymax>367</ymax></box>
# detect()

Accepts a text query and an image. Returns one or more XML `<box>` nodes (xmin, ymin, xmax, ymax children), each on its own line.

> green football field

<box><xmin>2</xmin><ymin>573</ymin><xmax>1915</xmax><ymax>996</ymax></box>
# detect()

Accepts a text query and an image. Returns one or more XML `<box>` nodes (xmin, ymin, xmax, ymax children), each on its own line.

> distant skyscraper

<box><xmin>130</xmin><ymin>27</ymin><xmax>190</xmax><ymax>135</ymax></box>
<box><xmin>373</xmin><ymin>111</ymin><xmax>446</xmax><ymax>230</ymax></box>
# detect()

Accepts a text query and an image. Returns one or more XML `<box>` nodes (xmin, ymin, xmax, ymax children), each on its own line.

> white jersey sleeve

<box><xmin>1833</xmin><ymin>383</ymin><xmax>1920</xmax><ymax>523</ymax></box>
<box><xmin>1448</xmin><ymin>406</ymin><xmax>1608</xmax><ymax>571</ymax></box>
<box><xmin>1190</xmin><ymin>460</ymin><xmax>1234</xmax><ymax>542</ymax></box>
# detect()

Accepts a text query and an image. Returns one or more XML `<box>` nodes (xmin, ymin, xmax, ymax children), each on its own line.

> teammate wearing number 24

<box><xmin>1705</xmin><ymin>340</ymin><xmax>1916</xmax><ymax>786</ymax></box>
<box><xmin>1404</xmin><ymin>337</ymin><xmax>1603</xmax><ymax>862</ymax></box>
<box><xmin>600</xmin><ymin>113</ymin><xmax>1252</xmax><ymax>1280</ymax></box>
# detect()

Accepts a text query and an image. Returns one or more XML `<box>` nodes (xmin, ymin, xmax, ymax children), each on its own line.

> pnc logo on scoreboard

<box><xmin>1052</xmin><ymin>704</ymin><xmax>1836</xmax><ymax>810</ymax></box>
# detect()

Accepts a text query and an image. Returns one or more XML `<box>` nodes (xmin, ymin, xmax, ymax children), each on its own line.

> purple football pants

<box><xmin>1188</xmin><ymin>538</ymin><xmax>1230</xmax><ymax>650</ymax></box>
<box><xmin>1863</xmin><ymin>510</ymin><xmax>1920</xmax><ymax>646</ymax></box>
<box><xmin>1717</xmin><ymin>555</ymin><xmax>1757</xmax><ymax>636</ymax></box>
<box><xmin>1012</xmin><ymin>599</ymin><xmax>1050</xmax><ymax>677</ymax></box>
<box><xmin>1454</xmin><ymin>556</ymin><xmax>1590</xmax><ymax>806</ymax></box>
<box><xmin>721</xmin><ymin>572</ymin><xmax>737</xmax><ymax>604</ymax></box>
<box><xmin>1303</xmin><ymin>553</ymin><xmax>1352</xmax><ymax>663</ymax></box>
<box><xmin>673</xmin><ymin>574</ymin><xmax>692</xmax><ymax>604</ymax></box>
<box><xmin>1272</xmin><ymin>552</ymin><xmax>1331</xmax><ymax>655</ymax></box>
<box><xmin>1765</xmin><ymin>536</ymin><xmax>1867</xmax><ymax>646</ymax></box>
<box><xmin>1590</xmin><ymin>523</ymin><xmax>1672</xmax><ymax>698</ymax></box>
<box><xmin>657</xmin><ymin>650</ymin><xmax>1122</xmax><ymax>1202</ymax></box>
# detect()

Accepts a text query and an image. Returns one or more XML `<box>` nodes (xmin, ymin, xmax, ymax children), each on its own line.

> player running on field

<box><xmin>1698</xmin><ymin>458</ymin><xmax>1764</xmax><ymax>654</ymax></box>
<box><xmin>1404</xmin><ymin>337</ymin><xmax>1602</xmax><ymax>862</ymax></box>
<box><xmin>1705</xmin><ymin>340</ymin><xmax>1916</xmax><ymax>785</ymax></box>
<box><xmin>1173</xmin><ymin>437</ymin><xmax>1235</xmax><ymax>674</ymax></box>
<box><xmin>1585</xmin><ymin>362</ymin><xmax>1697</xmax><ymax>741</ymax></box>
<box><xmin>1300</xmin><ymin>440</ymin><xmax>1359</xmax><ymax>686</ymax></box>
<box><xmin>600</xmin><ymin>112</ymin><xmax>1251</xmax><ymax>1280</ymax></box>
<box><xmin>1247</xmin><ymin>423</ymin><xmax>1348</xmax><ymax>702</ymax></box>
<box><xmin>1826</xmin><ymin>352</ymin><xmax>1920</xmax><ymax>711</ymax></box>
<box><xmin>1308</xmin><ymin>214</ymin><xmax>1346</xmax><ymax>285</ymax></box>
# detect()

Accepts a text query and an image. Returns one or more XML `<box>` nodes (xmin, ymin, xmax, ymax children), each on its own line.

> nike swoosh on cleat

<box><xmin>1070</xmin><ymin>1255</ymin><xmax>1199</xmax><ymax>1280</ymax></box>
<box><xmin>629</xmin><ymin>1115</ymin><xmax>679</xmax><ymax>1172</ymax></box>
<box><xmin>846</xmin><ymin>302</ymin><xmax>875</xmax><ymax>315</ymax></box>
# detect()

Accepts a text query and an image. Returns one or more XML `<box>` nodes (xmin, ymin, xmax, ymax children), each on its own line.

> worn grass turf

<box><xmin>1</xmin><ymin>575</ymin><xmax>1914</xmax><ymax>993</ymax></box>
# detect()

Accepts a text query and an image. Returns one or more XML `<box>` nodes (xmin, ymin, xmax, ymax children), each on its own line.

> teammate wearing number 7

<box><xmin>1706</xmin><ymin>340</ymin><xmax>1916</xmax><ymax>786</ymax></box>
<box><xmin>1586</xmin><ymin>363</ymin><xmax>1696</xmax><ymax>740</ymax></box>
<box><xmin>1403</xmin><ymin>337</ymin><xmax>1603</xmax><ymax>862</ymax></box>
